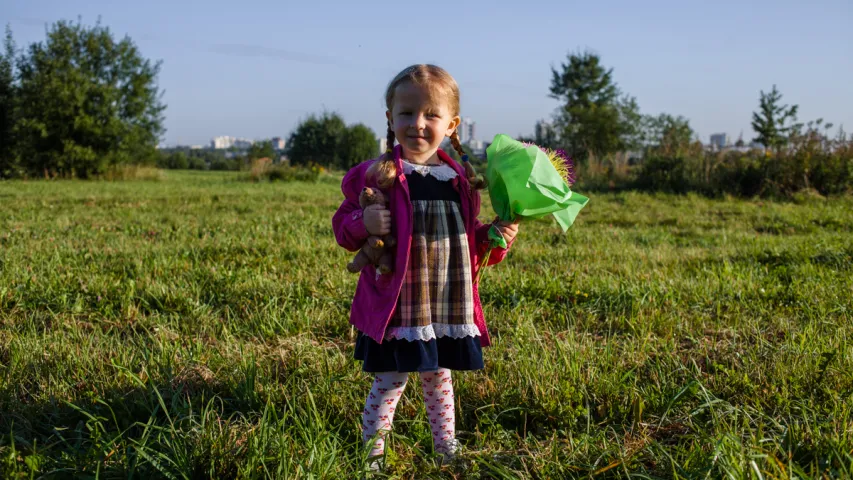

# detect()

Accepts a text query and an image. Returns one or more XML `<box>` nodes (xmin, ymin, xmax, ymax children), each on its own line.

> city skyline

<box><xmin>12</xmin><ymin>1</ymin><xmax>847</xmax><ymax>147</ymax></box>
<box><xmin>158</xmin><ymin>103</ymin><xmax>847</xmax><ymax>152</ymax></box>
<box><xmin>171</xmin><ymin>128</ymin><xmax>771</xmax><ymax>154</ymax></box>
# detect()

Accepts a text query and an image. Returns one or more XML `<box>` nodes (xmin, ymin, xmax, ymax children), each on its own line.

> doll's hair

<box><xmin>367</xmin><ymin>64</ymin><xmax>481</xmax><ymax>189</ymax></box>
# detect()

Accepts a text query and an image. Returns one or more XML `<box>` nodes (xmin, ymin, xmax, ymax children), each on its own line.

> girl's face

<box><xmin>386</xmin><ymin>82</ymin><xmax>460</xmax><ymax>164</ymax></box>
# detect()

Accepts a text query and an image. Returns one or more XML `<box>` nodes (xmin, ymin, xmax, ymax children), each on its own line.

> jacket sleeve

<box><xmin>472</xmin><ymin>190</ymin><xmax>514</xmax><ymax>266</ymax></box>
<box><xmin>332</xmin><ymin>167</ymin><xmax>370</xmax><ymax>252</ymax></box>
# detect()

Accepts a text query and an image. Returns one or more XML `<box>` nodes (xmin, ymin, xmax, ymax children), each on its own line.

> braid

<box><xmin>449</xmin><ymin>131</ymin><xmax>466</xmax><ymax>158</ymax></box>
<box><xmin>450</xmin><ymin>130</ymin><xmax>486</xmax><ymax>190</ymax></box>
<box><xmin>384</xmin><ymin>122</ymin><xmax>396</xmax><ymax>162</ymax></box>
<box><xmin>367</xmin><ymin>122</ymin><xmax>398</xmax><ymax>189</ymax></box>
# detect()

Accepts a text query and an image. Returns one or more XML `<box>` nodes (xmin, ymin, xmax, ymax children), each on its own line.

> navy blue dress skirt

<box><xmin>354</xmin><ymin>332</ymin><xmax>484</xmax><ymax>372</ymax></box>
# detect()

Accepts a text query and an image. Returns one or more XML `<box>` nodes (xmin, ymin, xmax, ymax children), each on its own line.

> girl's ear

<box><xmin>445</xmin><ymin>115</ymin><xmax>461</xmax><ymax>137</ymax></box>
<box><xmin>385</xmin><ymin>110</ymin><xmax>393</xmax><ymax>127</ymax></box>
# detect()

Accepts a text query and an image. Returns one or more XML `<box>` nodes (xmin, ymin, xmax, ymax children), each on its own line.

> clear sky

<box><xmin>4</xmin><ymin>0</ymin><xmax>852</xmax><ymax>147</ymax></box>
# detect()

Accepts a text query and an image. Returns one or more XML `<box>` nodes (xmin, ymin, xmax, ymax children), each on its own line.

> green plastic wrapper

<box><xmin>485</xmin><ymin>134</ymin><xmax>589</xmax><ymax>232</ymax></box>
<box><xmin>487</xmin><ymin>225</ymin><xmax>507</xmax><ymax>249</ymax></box>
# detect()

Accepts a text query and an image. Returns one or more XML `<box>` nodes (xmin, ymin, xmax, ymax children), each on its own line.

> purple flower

<box><xmin>553</xmin><ymin>149</ymin><xmax>576</xmax><ymax>185</ymax></box>
<box><xmin>519</xmin><ymin>142</ymin><xmax>577</xmax><ymax>185</ymax></box>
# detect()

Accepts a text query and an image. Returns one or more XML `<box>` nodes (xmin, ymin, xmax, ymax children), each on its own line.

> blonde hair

<box><xmin>368</xmin><ymin>64</ymin><xmax>484</xmax><ymax>189</ymax></box>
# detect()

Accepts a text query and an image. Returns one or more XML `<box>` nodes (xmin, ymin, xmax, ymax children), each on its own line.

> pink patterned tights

<box><xmin>362</xmin><ymin>368</ymin><xmax>457</xmax><ymax>457</ymax></box>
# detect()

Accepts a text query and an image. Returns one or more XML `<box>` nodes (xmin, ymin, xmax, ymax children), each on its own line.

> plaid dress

<box><xmin>354</xmin><ymin>160</ymin><xmax>484</xmax><ymax>372</ymax></box>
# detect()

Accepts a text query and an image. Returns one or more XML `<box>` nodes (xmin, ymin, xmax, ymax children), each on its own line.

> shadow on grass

<box><xmin>0</xmin><ymin>365</ymin><xmax>260</xmax><ymax>477</ymax></box>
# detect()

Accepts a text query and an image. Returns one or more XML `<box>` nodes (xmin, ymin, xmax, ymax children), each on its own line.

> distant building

<box><xmin>710</xmin><ymin>133</ymin><xmax>730</xmax><ymax>151</ymax></box>
<box><xmin>271</xmin><ymin>137</ymin><xmax>286</xmax><ymax>150</ymax></box>
<box><xmin>459</xmin><ymin>118</ymin><xmax>476</xmax><ymax>145</ymax></box>
<box><xmin>377</xmin><ymin>137</ymin><xmax>388</xmax><ymax>156</ymax></box>
<box><xmin>211</xmin><ymin>136</ymin><xmax>232</xmax><ymax>149</ymax></box>
<box><xmin>233</xmin><ymin>138</ymin><xmax>253</xmax><ymax>149</ymax></box>
<box><xmin>211</xmin><ymin>136</ymin><xmax>254</xmax><ymax>149</ymax></box>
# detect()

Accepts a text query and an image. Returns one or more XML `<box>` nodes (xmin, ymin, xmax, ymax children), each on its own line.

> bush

<box><xmin>810</xmin><ymin>151</ymin><xmax>853</xmax><ymax>195</ymax></box>
<box><xmin>187</xmin><ymin>156</ymin><xmax>207</xmax><ymax>170</ymax></box>
<box><xmin>253</xmin><ymin>164</ymin><xmax>324</xmax><ymax>183</ymax></box>
<box><xmin>157</xmin><ymin>151</ymin><xmax>190</xmax><ymax>170</ymax></box>
<box><xmin>635</xmin><ymin>156</ymin><xmax>690</xmax><ymax>193</ymax></box>
<box><xmin>621</xmin><ymin>140</ymin><xmax>853</xmax><ymax>198</ymax></box>
<box><xmin>209</xmin><ymin>158</ymin><xmax>241</xmax><ymax>171</ymax></box>
<box><xmin>571</xmin><ymin>152</ymin><xmax>634</xmax><ymax>192</ymax></box>
<box><xmin>101</xmin><ymin>165</ymin><xmax>165</xmax><ymax>181</ymax></box>
<box><xmin>710</xmin><ymin>153</ymin><xmax>766</xmax><ymax>197</ymax></box>
<box><xmin>248</xmin><ymin>157</ymin><xmax>273</xmax><ymax>182</ymax></box>
<box><xmin>792</xmin><ymin>137</ymin><xmax>853</xmax><ymax>195</ymax></box>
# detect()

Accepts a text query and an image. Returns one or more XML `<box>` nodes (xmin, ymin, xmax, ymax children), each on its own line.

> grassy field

<box><xmin>1</xmin><ymin>170</ymin><xmax>851</xmax><ymax>479</ymax></box>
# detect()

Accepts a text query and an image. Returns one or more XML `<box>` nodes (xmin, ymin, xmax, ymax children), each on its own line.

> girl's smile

<box><xmin>387</xmin><ymin>82</ymin><xmax>460</xmax><ymax>164</ymax></box>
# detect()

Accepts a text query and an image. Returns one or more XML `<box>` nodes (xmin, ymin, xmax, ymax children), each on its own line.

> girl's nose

<box><xmin>414</xmin><ymin>113</ymin><xmax>426</xmax><ymax>129</ymax></box>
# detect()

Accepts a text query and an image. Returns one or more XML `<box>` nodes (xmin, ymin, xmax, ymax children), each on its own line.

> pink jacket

<box><xmin>332</xmin><ymin>146</ymin><xmax>513</xmax><ymax>347</ymax></box>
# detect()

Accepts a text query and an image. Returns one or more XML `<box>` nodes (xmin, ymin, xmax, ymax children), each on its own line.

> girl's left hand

<box><xmin>494</xmin><ymin>217</ymin><xmax>519</xmax><ymax>244</ymax></box>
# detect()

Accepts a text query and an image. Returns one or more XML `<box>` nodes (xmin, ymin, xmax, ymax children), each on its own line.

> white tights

<box><xmin>362</xmin><ymin>368</ymin><xmax>457</xmax><ymax>457</ymax></box>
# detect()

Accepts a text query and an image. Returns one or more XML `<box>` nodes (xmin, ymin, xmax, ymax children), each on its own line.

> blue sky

<box><xmin>4</xmin><ymin>0</ymin><xmax>852</xmax><ymax>147</ymax></box>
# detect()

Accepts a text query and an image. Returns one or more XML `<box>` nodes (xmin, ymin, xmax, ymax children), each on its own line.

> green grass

<box><xmin>1</xmin><ymin>170</ymin><xmax>851</xmax><ymax>478</ymax></box>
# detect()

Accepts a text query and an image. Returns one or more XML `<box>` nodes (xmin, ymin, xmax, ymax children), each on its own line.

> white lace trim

<box><xmin>402</xmin><ymin>160</ymin><xmax>458</xmax><ymax>181</ymax></box>
<box><xmin>384</xmin><ymin>323</ymin><xmax>480</xmax><ymax>342</ymax></box>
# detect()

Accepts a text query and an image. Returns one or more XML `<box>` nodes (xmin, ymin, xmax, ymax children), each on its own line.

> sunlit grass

<box><xmin>1</xmin><ymin>171</ymin><xmax>851</xmax><ymax>478</ymax></box>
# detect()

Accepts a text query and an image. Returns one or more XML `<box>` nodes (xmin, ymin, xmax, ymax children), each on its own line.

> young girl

<box><xmin>332</xmin><ymin>64</ymin><xmax>518</xmax><ymax>465</ymax></box>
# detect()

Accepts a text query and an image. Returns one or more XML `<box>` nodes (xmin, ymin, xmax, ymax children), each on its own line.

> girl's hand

<box><xmin>363</xmin><ymin>205</ymin><xmax>391</xmax><ymax>236</ymax></box>
<box><xmin>494</xmin><ymin>217</ymin><xmax>519</xmax><ymax>244</ymax></box>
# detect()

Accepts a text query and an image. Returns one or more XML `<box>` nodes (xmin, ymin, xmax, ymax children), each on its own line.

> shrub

<box><xmin>248</xmin><ymin>157</ymin><xmax>273</xmax><ymax>182</ymax></box>
<box><xmin>635</xmin><ymin>156</ymin><xmax>690</xmax><ymax>193</ymax></box>
<box><xmin>209</xmin><ymin>158</ymin><xmax>241</xmax><ymax>171</ymax></box>
<box><xmin>810</xmin><ymin>151</ymin><xmax>852</xmax><ymax>195</ymax></box>
<box><xmin>251</xmin><ymin>164</ymin><xmax>324</xmax><ymax>183</ymax></box>
<box><xmin>710</xmin><ymin>153</ymin><xmax>766</xmax><ymax>197</ymax></box>
<box><xmin>623</xmin><ymin>139</ymin><xmax>853</xmax><ymax>198</ymax></box>
<box><xmin>187</xmin><ymin>156</ymin><xmax>207</xmax><ymax>170</ymax></box>
<box><xmin>572</xmin><ymin>152</ymin><xmax>634</xmax><ymax>192</ymax></box>
<box><xmin>101</xmin><ymin>165</ymin><xmax>165</xmax><ymax>181</ymax></box>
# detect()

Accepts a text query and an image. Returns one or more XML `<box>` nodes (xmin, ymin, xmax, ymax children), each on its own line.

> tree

<box><xmin>0</xmin><ymin>25</ymin><xmax>17</xmax><ymax>177</ymax></box>
<box><xmin>14</xmin><ymin>19</ymin><xmax>165</xmax><ymax>178</ymax></box>
<box><xmin>834</xmin><ymin>124</ymin><xmax>847</xmax><ymax>144</ymax></box>
<box><xmin>340</xmin><ymin>124</ymin><xmax>377</xmax><ymax>169</ymax></box>
<box><xmin>248</xmin><ymin>140</ymin><xmax>275</xmax><ymax>161</ymax></box>
<box><xmin>641</xmin><ymin>113</ymin><xmax>695</xmax><ymax>156</ymax></box>
<box><xmin>168</xmin><ymin>151</ymin><xmax>189</xmax><ymax>169</ymax></box>
<box><xmin>549</xmin><ymin>50</ymin><xmax>641</xmax><ymax>162</ymax></box>
<box><xmin>286</xmin><ymin>112</ymin><xmax>347</xmax><ymax>167</ymax></box>
<box><xmin>187</xmin><ymin>155</ymin><xmax>206</xmax><ymax>170</ymax></box>
<box><xmin>518</xmin><ymin>120</ymin><xmax>559</xmax><ymax>149</ymax></box>
<box><xmin>534</xmin><ymin>120</ymin><xmax>558</xmax><ymax>148</ymax></box>
<box><xmin>751</xmin><ymin>85</ymin><xmax>799</xmax><ymax>150</ymax></box>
